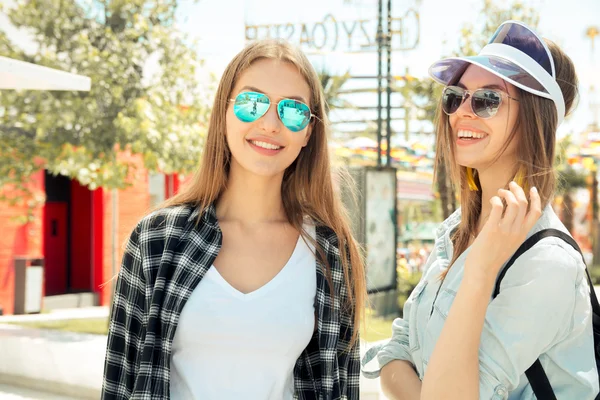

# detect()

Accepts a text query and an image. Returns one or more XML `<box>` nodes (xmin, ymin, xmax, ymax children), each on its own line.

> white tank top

<box><xmin>170</xmin><ymin>225</ymin><xmax>317</xmax><ymax>400</ymax></box>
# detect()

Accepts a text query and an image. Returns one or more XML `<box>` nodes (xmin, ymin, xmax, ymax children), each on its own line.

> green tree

<box><xmin>393</xmin><ymin>77</ymin><xmax>459</xmax><ymax>218</ymax></box>
<box><xmin>557</xmin><ymin>166</ymin><xmax>588</xmax><ymax>234</ymax></box>
<box><xmin>318</xmin><ymin>68</ymin><xmax>353</xmax><ymax>116</ymax></box>
<box><xmin>555</xmin><ymin>136</ymin><xmax>589</xmax><ymax>234</ymax></box>
<box><xmin>455</xmin><ymin>0</ymin><xmax>539</xmax><ymax>57</ymax></box>
<box><xmin>0</xmin><ymin>0</ymin><xmax>210</xmax><ymax>207</ymax></box>
<box><xmin>395</xmin><ymin>77</ymin><xmax>440</xmax><ymax>125</ymax></box>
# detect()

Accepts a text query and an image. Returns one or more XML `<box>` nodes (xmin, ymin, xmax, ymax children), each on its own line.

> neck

<box><xmin>474</xmin><ymin>158</ymin><xmax>518</xmax><ymax>229</ymax></box>
<box><xmin>216</xmin><ymin>161</ymin><xmax>287</xmax><ymax>225</ymax></box>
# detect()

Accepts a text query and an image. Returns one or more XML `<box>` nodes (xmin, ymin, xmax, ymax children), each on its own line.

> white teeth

<box><xmin>458</xmin><ymin>130</ymin><xmax>487</xmax><ymax>139</ymax></box>
<box><xmin>250</xmin><ymin>140</ymin><xmax>282</xmax><ymax>150</ymax></box>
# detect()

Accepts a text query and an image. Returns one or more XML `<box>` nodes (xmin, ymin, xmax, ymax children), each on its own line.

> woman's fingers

<box><xmin>497</xmin><ymin>188</ymin><xmax>519</xmax><ymax>231</ymax></box>
<box><xmin>524</xmin><ymin>186</ymin><xmax>542</xmax><ymax>229</ymax></box>
<box><xmin>509</xmin><ymin>181</ymin><xmax>529</xmax><ymax>231</ymax></box>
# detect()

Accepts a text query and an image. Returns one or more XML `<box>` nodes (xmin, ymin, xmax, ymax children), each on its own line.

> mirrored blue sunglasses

<box><xmin>230</xmin><ymin>91</ymin><xmax>313</xmax><ymax>132</ymax></box>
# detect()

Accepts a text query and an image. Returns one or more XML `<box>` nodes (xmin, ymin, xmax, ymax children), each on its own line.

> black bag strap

<box><xmin>494</xmin><ymin>229</ymin><xmax>599</xmax><ymax>313</ymax></box>
<box><xmin>492</xmin><ymin>228</ymin><xmax>600</xmax><ymax>400</ymax></box>
<box><xmin>525</xmin><ymin>360</ymin><xmax>558</xmax><ymax>400</ymax></box>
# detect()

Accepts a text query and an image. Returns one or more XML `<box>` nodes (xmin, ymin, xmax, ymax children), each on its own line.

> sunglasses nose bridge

<box><xmin>455</xmin><ymin>91</ymin><xmax>476</xmax><ymax>117</ymax></box>
<box><xmin>274</xmin><ymin>99</ymin><xmax>293</xmax><ymax>122</ymax></box>
<box><xmin>257</xmin><ymin>99</ymin><xmax>283</xmax><ymax>132</ymax></box>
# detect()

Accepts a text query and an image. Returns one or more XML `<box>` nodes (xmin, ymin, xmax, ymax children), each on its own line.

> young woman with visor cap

<box><xmin>363</xmin><ymin>20</ymin><xmax>599</xmax><ymax>400</ymax></box>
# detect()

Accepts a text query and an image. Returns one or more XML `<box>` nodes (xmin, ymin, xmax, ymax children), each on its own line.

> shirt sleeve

<box><xmin>101</xmin><ymin>223</ymin><xmax>147</xmax><ymax>399</ymax></box>
<box><xmin>476</xmin><ymin>241</ymin><xmax>591</xmax><ymax>399</ymax></box>
<box><xmin>337</xmin><ymin>244</ymin><xmax>361</xmax><ymax>400</ymax></box>
<box><xmin>362</xmin><ymin>250</ymin><xmax>439</xmax><ymax>378</ymax></box>
<box><xmin>376</xmin><ymin>314</ymin><xmax>415</xmax><ymax>366</ymax></box>
<box><xmin>340</xmin><ymin>330</ymin><xmax>361</xmax><ymax>400</ymax></box>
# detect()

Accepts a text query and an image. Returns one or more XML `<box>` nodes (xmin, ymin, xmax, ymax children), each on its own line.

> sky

<box><xmin>2</xmin><ymin>0</ymin><xmax>600</xmax><ymax>141</ymax></box>
<box><xmin>174</xmin><ymin>0</ymin><xmax>600</xmax><ymax>140</ymax></box>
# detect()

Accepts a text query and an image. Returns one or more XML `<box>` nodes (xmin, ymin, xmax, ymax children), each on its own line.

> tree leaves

<box><xmin>0</xmin><ymin>0</ymin><xmax>211</xmax><ymax>206</ymax></box>
<box><xmin>318</xmin><ymin>68</ymin><xmax>353</xmax><ymax>115</ymax></box>
<box><xmin>455</xmin><ymin>0</ymin><xmax>539</xmax><ymax>57</ymax></box>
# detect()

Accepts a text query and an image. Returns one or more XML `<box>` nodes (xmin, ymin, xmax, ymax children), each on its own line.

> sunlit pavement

<box><xmin>0</xmin><ymin>384</ymin><xmax>76</xmax><ymax>400</ymax></box>
<box><xmin>2</xmin><ymin>290</ymin><xmax>600</xmax><ymax>400</ymax></box>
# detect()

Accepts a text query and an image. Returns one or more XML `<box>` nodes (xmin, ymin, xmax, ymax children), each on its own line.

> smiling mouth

<box><xmin>247</xmin><ymin>139</ymin><xmax>284</xmax><ymax>150</ymax></box>
<box><xmin>457</xmin><ymin>129</ymin><xmax>489</xmax><ymax>140</ymax></box>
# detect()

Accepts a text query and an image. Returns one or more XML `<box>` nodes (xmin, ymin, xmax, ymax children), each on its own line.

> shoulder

<box><xmin>506</xmin><ymin>206</ymin><xmax>586</xmax><ymax>289</ymax></box>
<box><xmin>435</xmin><ymin>208</ymin><xmax>462</xmax><ymax>240</ymax></box>
<box><xmin>315</xmin><ymin>224</ymin><xmax>352</xmax><ymax>263</ymax></box>
<box><xmin>134</xmin><ymin>203</ymin><xmax>198</xmax><ymax>243</ymax></box>
<box><xmin>313</xmin><ymin>224</ymin><xmax>349</xmax><ymax>281</ymax></box>
<box><xmin>316</xmin><ymin>224</ymin><xmax>339</xmax><ymax>248</ymax></box>
<box><xmin>510</xmin><ymin>238</ymin><xmax>582</xmax><ymax>282</ymax></box>
<box><xmin>528</xmin><ymin>205</ymin><xmax>584</xmax><ymax>271</ymax></box>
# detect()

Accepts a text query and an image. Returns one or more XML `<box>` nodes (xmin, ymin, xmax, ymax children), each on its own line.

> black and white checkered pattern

<box><xmin>101</xmin><ymin>203</ymin><xmax>360</xmax><ymax>399</ymax></box>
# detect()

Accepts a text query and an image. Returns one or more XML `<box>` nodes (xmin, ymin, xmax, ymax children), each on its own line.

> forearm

<box><xmin>420</xmin><ymin>273</ymin><xmax>495</xmax><ymax>400</ymax></box>
<box><xmin>380</xmin><ymin>360</ymin><xmax>422</xmax><ymax>400</ymax></box>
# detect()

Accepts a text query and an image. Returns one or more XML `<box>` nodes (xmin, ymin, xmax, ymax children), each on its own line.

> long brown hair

<box><xmin>160</xmin><ymin>39</ymin><xmax>366</xmax><ymax>343</ymax></box>
<box><xmin>435</xmin><ymin>39</ymin><xmax>579</xmax><ymax>273</ymax></box>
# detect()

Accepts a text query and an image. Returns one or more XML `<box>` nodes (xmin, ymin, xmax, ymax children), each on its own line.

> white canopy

<box><xmin>0</xmin><ymin>56</ymin><xmax>91</xmax><ymax>91</ymax></box>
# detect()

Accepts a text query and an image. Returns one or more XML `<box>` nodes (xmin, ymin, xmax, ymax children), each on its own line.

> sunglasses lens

<box><xmin>442</xmin><ymin>87</ymin><xmax>465</xmax><ymax>115</ymax></box>
<box><xmin>278</xmin><ymin>99</ymin><xmax>311</xmax><ymax>132</ymax></box>
<box><xmin>472</xmin><ymin>90</ymin><xmax>502</xmax><ymax>118</ymax></box>
<box><xmin>233</xmin><ymin>92</ymin><xmax>270</xmax><ymax>122</ymax></box>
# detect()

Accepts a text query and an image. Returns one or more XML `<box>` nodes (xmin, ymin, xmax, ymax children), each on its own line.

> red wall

<box><xmin>165</xmin><ymin>173</ymin><xmax>181</xmax><ymax>198</ymax></box>
<box><xmin>0</xmin><ymin>156</ymin><xmax>183</xmax><ymax>313</ymax></box>
<box><xmin>43</xmin><ymin>202</ymin><xmax>68</xmax><ymax>295</ymax></box>
<box><xmin>70</xmin><ymin>180</ymin><xmax>93</xmax><ymax>292</ymax></box>
<box><xmin>92</xmin><ymin>188</ymin><xmax>104</xmax><ymax>300</ymax></box>
<box><xmin>99</xmin><ymin>153</ymin><xmax>150</xmax><ymax>306</ymax></box>
<box><xmin>0</xmin><ymin>171</ymin><xmax>44</xmax><ymax>314</ymax></box>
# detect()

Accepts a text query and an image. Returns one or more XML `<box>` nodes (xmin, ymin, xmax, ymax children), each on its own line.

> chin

<box><xmin>251</xmin><ymin>169</ymin><xmax>286</xmax><ymax>178</ymax></box>
<box><xmin>456</xmin><ymin>159</ymin><xmax>479</xmax><ymax>169</ymax></box>
<box><xmin>243</xmin><ymin>163</ymin><xmax>288</xmax><ymax>178</ymax></box>
<box><xmin>456</xmin><ymin>153</ymin><xmax>488</xmax><ymax>169</ymax></box>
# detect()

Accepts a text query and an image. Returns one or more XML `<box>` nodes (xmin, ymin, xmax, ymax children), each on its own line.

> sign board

<box><xmin>340</xmin><ymin>166</ymin><xmax>398</xmax><ymax>293</ymax></box>
<box><xmin>245</xmin><ymin>9</ymin><xmax>419</xmax><ymax>54</ymax></box>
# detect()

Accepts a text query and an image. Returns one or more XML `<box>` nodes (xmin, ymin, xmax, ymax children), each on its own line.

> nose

<box><xmin>456</xmin><ymin>93</ymin><xmax>476</xmax><ymax>119</ymax></box>
<box><xmin>258</xmin><ymin>102</ymin><xmax>281</xmax><ymax>134</ymax></box>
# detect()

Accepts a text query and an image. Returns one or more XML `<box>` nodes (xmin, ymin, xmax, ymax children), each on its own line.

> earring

<box><xmin>466</xmin><ymin>167</ymin><xmax>479</xmax><ymax>191</ymax></box>
<box><xmin>514</xmin><ymin>168</ymin><xmax>529</xmax><ymax>192</ymax></box>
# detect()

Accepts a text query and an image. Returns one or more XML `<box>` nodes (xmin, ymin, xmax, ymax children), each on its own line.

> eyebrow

<box><xmin>238</xmin><ymin>85</ymin><xmax>308</xmax><ymax>104</ymax></box>
<box><xmin>456</xmin><ymin>82</ymin><xmax>507</xmax><ymax>91</ymax></box>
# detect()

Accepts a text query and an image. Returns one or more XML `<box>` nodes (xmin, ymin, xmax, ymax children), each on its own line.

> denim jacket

<box><xmin>363</xmin><ymin>205</ymin><xmax>598</xmax><ymax>399</ymax></box>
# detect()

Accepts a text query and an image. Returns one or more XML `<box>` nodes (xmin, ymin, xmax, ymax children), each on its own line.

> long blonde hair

<box><xmin>160</xmin><ymin>39</ymin><xmax>366</xmax><ymax>343</ymax></box>
<box><xmin>435</xmin><ymin>39</ymin><xmax>579</xmax><ymax>274</ymax></box>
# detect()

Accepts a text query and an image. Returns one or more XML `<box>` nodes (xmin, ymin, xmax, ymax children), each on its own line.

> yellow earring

<box><xmin>514</xmin><ymin>168</ymin><xmax>529</xmax><ymax>192</ymax></box>
<box><xmin>466</xmin><ymin>167</ymin><xmax>479</xmax><ymax>191</ymax></box>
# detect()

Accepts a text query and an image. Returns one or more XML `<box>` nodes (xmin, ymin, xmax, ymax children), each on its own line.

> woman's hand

<box><xmin>465</xmin><ymin>181</ymin><xmax>542</xmax><ymax>283</ymax></box>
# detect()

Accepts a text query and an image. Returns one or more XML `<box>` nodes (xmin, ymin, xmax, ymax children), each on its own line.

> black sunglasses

<box><xmin>442</xmin><ymin>85</ymin><xmax>519</xmax><ymax>119</ymax></box>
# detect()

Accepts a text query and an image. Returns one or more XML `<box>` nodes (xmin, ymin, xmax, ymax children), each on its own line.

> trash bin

<box><xmin>13</xmin><ymin>257</ymin><xmax>44</xmax><ymax>315</ymax></box>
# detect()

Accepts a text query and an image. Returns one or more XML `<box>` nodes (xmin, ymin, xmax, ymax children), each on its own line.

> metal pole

<box><xmin>376</xmin><ymin>0</ymin><xmax>383</xmax><ymax>167</ymax></box>
<box><xmin>385</xmin><ymin>0</ymin><xmax>392</xmax><ymax>166</ymax></box>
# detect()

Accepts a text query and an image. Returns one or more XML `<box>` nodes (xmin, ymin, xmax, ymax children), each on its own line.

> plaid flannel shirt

<box><xmin>102</xmin><ymin>203</ymin><xmax>360</xmax><ymax>400</ymax></box>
